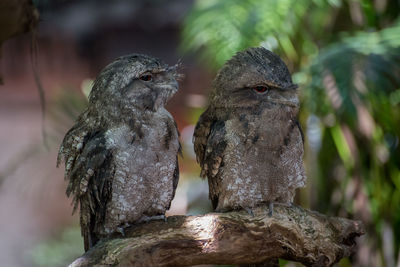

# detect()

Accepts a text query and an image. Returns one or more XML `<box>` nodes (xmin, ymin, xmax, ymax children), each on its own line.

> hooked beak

<box><xmin>269</xmin><ymin>98</ymin><xmax>299</xmax><ymax>107</ymax></box>
<box><xmin>269</xmin><ymin>84</ymin><xmax>299</xmax><ymax>107</ymax></box>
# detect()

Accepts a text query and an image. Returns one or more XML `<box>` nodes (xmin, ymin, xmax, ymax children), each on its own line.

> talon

<box><xmin>117</xmin><ymin>226</ymin><xmax>125</xmax><ymax>237</ymax></box>
<box><xmin>138</xmin><ymin>214</ymin><xmax>167</xmax><ymax>223</ymax></box>
<box><xmin>268</xmin><ymin>202</ymin><xmax>274</xmax><ymax>217</ymax></box>
<box><xmin>153</xmin><ymin>214</ymin><xmax>167</xmax><ymax>222</ymax></box>
<box><xmin>244</xmin><ymin>207</ymin><xmax>254</xmax><ymax>217</ymax></box>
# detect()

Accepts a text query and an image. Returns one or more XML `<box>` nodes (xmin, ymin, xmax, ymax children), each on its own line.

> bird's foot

<box><xmin>116</xmin><ymin>223</ymin><xmax>130</xmax><ymax>237</ymax></box>
<box><xmin>138</xmin><ymin>214</ymin><xmax>167</xmax><ymax>223</ymax></box>
<box><xmin>151</xmin><ymin>214</ymin><xmax>167</xmax><ymax>222</ymax></box>
<box><xmin>117</xmin><ymin>227</ymin><xmax>125</xmax><ymax>237</ymax></box>
<box><xmin>268</xmin><ymin>202</ymin><xmax>274</xmax><ymax>217</ymax></box>
<box><xmin>160</xmin><ymin>214</ymin><xmax>168</xmax><ymax>222</ymax></box>
<box><xmin>244</xmin><ymin>207</ymin><xmax>255</xmax><ymax>217</ymax></box>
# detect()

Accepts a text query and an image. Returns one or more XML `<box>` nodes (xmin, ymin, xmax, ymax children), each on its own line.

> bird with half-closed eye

<box><xmin>193</xmin><ymin>47</ymin><xmax>306</xmax><ymax>215</ymax></box>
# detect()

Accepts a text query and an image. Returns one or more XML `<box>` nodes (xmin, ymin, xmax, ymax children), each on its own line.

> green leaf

<box><xmin>181</xmin><ymin>0</ymin><xmax>333</xmax><ymax>68</ymax></box>
<box><xmin>330</xmin><ymin>125</ymin><xmax>354</xmax><ymax>170</ymax></box>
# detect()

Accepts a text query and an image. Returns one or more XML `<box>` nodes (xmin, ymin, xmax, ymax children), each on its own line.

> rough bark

<box><xmin>69</xmin><ymin>204</ymin><xmax>364</xmax><ymax>267</ymax></box>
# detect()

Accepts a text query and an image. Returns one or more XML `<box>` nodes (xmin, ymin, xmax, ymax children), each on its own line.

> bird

<box><xmin>193</xmin><ymin>47</ymin><xmax>306</xmax><ymax>215</ymax></box>
<box><xmin>57</xmin><ymin>53</ymin><xmax>181</xmax><ymax>251</ymax></box>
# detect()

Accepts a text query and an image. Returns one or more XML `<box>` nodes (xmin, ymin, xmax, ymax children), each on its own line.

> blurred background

<box><xmin>0</xmin><ymin>0</ymin><xmax>399</xmax><ymax>266</ymax></box>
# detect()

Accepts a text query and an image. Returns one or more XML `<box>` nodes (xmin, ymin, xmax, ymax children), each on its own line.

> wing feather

<box><xmin>58</xmin><ymin>128</ymin><xmax>114</xmax><ymax>251</ymax></box>
<box><xmin>193</xmin><ymin>108</ymin><xmax>227</xmax><ymax>210</ymax></box>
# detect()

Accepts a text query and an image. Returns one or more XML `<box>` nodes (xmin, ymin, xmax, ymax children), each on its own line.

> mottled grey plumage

<box><xmin>193</xmin><ymin>47</ymin><xmax>306</xmax><ymax>212</ymax></box>
<box><xmin>57</xmin><ymin>54</ymin><xmax>181</xmax><ymax>251</ymax></box>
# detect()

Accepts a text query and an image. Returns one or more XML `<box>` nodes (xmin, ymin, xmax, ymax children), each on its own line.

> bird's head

<box><xmin>88</xmin><ymin>54</ymin><xmax>180</xmax><ymax>114</ymax></box>
<box><xmin>211</xmin><ymin>47</ymin><xmax>298</xmax><ymax>109</ymax></box>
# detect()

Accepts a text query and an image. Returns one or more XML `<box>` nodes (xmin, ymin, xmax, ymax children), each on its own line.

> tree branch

<box><xmin>69</xmin><ymin>204</ymin><xmax>364</xmax><ymax>267</ymax></box>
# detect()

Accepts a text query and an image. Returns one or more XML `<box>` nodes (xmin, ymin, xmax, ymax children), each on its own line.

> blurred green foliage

<box><xmin>182</xmin><ymin>0</ymin><xmax>339</xmax><ymax>70</ymax></box>
<box><xmin>29</xmin><ymin>226</ymin><xmax>83</xmax><ymax>267</ymax></box>
<box><xmin>182</xmin><ymin>0</ymin><xmax>400</xmax><ymax>266</ymax></box>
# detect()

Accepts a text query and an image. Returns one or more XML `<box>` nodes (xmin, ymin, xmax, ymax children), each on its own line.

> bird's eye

<box><xmin>139</xmin><ymin>74</ymin><xmax>152</xmax><ymax>81</ymax></box>
<box><xmin>252</xmin><ymin>86</ymin><xmax>270</xmax><ymax>94</ymax></box>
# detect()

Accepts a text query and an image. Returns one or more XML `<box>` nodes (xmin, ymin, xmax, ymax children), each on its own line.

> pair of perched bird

<box><xmin>57</xmin><ymin>47</ymin><xmax>306</xmax><ymax>251</ymax></box>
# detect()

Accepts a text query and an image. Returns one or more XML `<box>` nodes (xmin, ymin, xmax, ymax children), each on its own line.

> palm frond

<box><xmin>307</xmin><ymin>21</ymin><xmax>400</xmax><ymax>122</ymax></box>
<box><xmin>181</xmin><ymin>0</ymin><xmax>335</xmax><ymax>68</ymax></box>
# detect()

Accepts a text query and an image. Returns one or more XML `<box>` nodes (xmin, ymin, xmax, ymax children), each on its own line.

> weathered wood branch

<box><xmin>69</xmin><ymin>204</ymin><xmax>364</xmax><ymax>267</ymax></box>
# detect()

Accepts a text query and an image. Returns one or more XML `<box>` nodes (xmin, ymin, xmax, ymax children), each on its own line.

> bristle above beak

<box><xmin>286</xmin><ymin>84</ymin><xmax>299</xmax><ymax>90</ymax></box>
<box><xmin>168</xmin><ymin>60</ymin><xmax>185</xmax><ymax>81</ymax></box>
